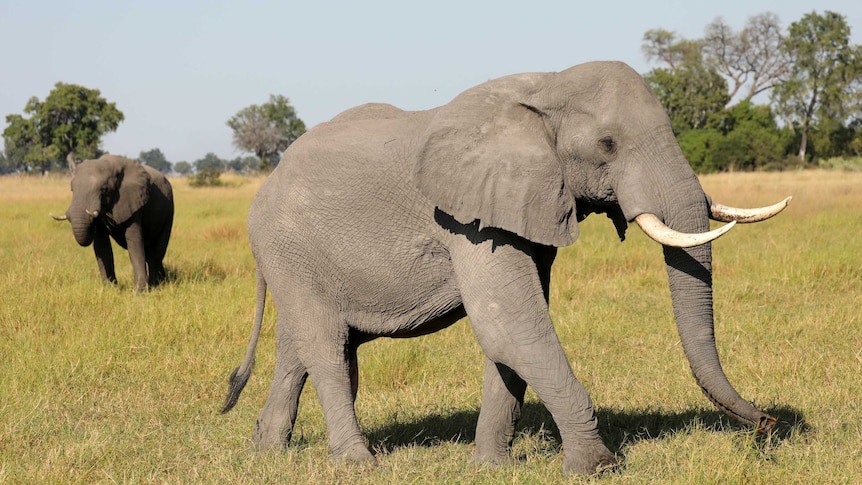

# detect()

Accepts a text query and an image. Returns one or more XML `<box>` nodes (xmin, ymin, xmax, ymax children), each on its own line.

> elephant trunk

<box><xmin>662</xmin><ymin>196</ymin><xmax>777</xmax><ymax>432</ymax></box>
<box><xmin>615</xmin><ymin>129</ymin><xmax>776</xmax><ymax>431</ymax></box>
<box><xmin>69</xmin><ymin>212</ymin><xmax>95</xmax><ymax>247</ymax></box>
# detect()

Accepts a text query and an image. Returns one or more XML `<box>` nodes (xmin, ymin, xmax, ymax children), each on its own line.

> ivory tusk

<box><xmin>710</xmin><ymin>196</ymin><xmax>792</xmax><ymax>223</ymax></box>
<box><xmin>85</xmin><ymin>210</ymin><xmax>99</xmax><ymax>218</ymax></box>
<box><xmin>50</xmin><ymin>213</ymin><xmax>68</xmax><ymax>221</ymax></box>
<box><xmin>635</xmin><ymin>213</ymin><xmax>736</xmax><ymax>248</ymax></box>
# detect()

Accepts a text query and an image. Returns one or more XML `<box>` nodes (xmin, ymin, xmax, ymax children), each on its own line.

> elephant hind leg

<box><xmin>147</xmin><ymin>259</ymin><xmax>167</xmax><ymax>286</ymax></box>
<box><xmin>306</xmin><ymin>335</ymin><xmax>373</xmax><ymax>463</ymax></box>
<box><xmin>262</xmin><ymin>286</ymin><xmax>374</xmax><ymax>463</ymax></box>
<box><xmin>253</xmin><ymin>339</ymin><xmax>309</xmax><ymax>449</ymax></box>
<box><xmin>474</xmin><ymin>358</ymin><xmax>527</xmax><ymax>466</ymax></box>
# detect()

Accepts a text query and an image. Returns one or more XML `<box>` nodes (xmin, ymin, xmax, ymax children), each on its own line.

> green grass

<box><xmin>1</xmin><ymin>171</ymin><xmax>860</xmax><ymax>483</ymax></box>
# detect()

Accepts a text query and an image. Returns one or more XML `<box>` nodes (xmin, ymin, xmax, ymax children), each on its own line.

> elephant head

<box><xmin>53</xmin><ymin>154</ymin><xmax>151</xmax><ymax>246</ymax></box>
<box><xmin>415</xmin><ymin>61</ymin><xmax>787</xmax><ymax>431</ymax></box>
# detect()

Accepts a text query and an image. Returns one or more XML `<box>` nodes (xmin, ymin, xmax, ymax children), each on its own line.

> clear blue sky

<box><xmin>1</xmin><ymin>0</ymin><xmax>860</xmax><ymax>164</ymax></box>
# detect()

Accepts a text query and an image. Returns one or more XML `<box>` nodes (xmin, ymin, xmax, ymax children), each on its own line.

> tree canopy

<box><xmin>3</xmin><ymin>83</ymin><xmax>124</xmax><ymax>173</ymax></box>
<box><xmin>644</xmin><ymin>62</ymin><xmax>730</xmax><ymax>133</ymax></box>
<box><xmin>642</xmin><ymin>29</ymin><xmax>704</xmax><ymax>70</ymax></box>
<box><xmin>193</xmin><ymin>152</ymin><xmax>226</xmax><ymax>173</ymax></box>
<box><xmin>643</xmin><ymin>9</ymin><xmax>862</xmax><ymax>171</ymax></box>
<box><xmin>771</xmin><ymin>11</ymin><xmax>862</xmax><ymax>161</ymax></box>
<box><xmin>226</xmin><ymin>155</ymin><xmax>260</xmax><ymax>174</ymax></box>
<box><xmin>139</xmin><ymin>148</ymin><xmax>172</xmax><ymax>174</ymax></box>
<box><xmin>702</xmin><ymin>13</ymin><xmax>790</xmax><ymax>102</ymax></box>
<box><xmin>174</xmin><ymin>161</ymin><xmax>192</xmax><ymax>175</ymax></box>
<box><xmin>226</xmin><ymin>95</ymin><xmax>305</xmax><ymax>172</ymax></box>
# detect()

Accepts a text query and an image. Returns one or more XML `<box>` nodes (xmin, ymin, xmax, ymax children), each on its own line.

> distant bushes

<box><xmin>817</xmin><ymin>156</ymin><xmax>862</xmax><ymax>171</ymax></box>
<box><xmin>188</xmin><ymin>168</ymin><xmax>224</xmax><ymax>187</ymax></box>
<box><xmin>677</xmin><ymin>101</ymin><xmax>791</xmax><ymax>173</ymax></box>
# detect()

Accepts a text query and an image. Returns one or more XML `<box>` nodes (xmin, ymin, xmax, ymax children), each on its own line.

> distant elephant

<box><xmin>221</xmin><ymin>61</ymin><xmax>790</xmax><ymax>475</ymax></box>
<box><xmin>52</xmin><ymin>154</ymin><xmax>174</xmax><ymax>292</ymax></box>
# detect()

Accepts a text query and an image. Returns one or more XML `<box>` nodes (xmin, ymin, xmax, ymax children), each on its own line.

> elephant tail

<box><xmin>221</xmin><ymin>269</ymin><xmax>267</xmax><ymax>414</ymax></box>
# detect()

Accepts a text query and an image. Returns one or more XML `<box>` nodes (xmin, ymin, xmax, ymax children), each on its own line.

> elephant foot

<box><xmin>562</xmin><ymin>442</ymin><xmax>617</xmax><ymax>476</ymax></box>
<box><xmin>329</xmin><ymin>442</ymin><xmax>376</xmax><ymax>466</ymax></box>
<box><xmin>472</xmin><ymin>449</ymin><xmax>513</xmax><ymax>469</ymax></box>
<box><xmin>252</xmin><ymin>419</ymin><xmax>292</xmax><ymax>451</ymax></box>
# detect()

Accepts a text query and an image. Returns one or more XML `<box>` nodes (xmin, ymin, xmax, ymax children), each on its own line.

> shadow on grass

<box><xmin>364</xmin><ymin>401</ymin><xmax>809</xmax><ymax>460</ymax></box>
<box><xmin>160</xmin><ymin>261</ymin><xmax>232</xmax><ymax>285</ymax></box>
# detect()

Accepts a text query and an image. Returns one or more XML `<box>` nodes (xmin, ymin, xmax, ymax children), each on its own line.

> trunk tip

<box><xmin>757</xmin><ymin>414</ymin><xmax>778</xmax><ymax>434</ymax></box>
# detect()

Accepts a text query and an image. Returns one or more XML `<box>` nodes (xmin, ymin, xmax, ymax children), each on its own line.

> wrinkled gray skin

<box><xmin>222</xmin><ymin>62</ymin><xmax>777</xmax><ymax>475</ymax></box>
<box><xmin>58</xmin><ymin>154</ymin><xmax>174</xmax><ymax>292</ymax></box>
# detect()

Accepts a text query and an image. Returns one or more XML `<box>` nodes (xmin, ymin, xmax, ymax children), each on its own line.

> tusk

<box><xmin>710</xmin><ymin>196</ymin><xmax>792</xmax><ymax>223</ymax></box>
<box><xmin>85</xmin><ymin>210</ymin><xmax>99</xmax><ymax>218</ymax></box>
<box><xmin>50</xmin><ymin>213</ymin><xmax>68</xmax><ymax>221</ymax></box>
<box><xmin>635</xmin><ymin>213</ymin><xmax>736</xmax><ymax>248</ymax></box>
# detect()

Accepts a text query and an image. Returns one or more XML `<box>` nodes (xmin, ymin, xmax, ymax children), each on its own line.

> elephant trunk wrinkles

<box><xmin>70</xmin><ymin>214</ymin><xmax>94</xmax><ymax>247</ymax></box>
<box><xmin>662</xmin><ymin>201</ymin><xmax>777</xmax><ymax>432</ymax></box>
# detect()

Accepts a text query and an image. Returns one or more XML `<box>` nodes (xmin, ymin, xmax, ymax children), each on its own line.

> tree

<box><xmin>174</xmin><ymin>161</ymin><xmax>192</xmax><ymax>175</ymax></box>
<box><xmin>644</xmin><ymin>63</ymin><xmax>731</xmax><ymax>133</ymax></box>
<box><xmin>139</xmin><ymin>148</ymin><xmax>172</xmax><ymax>174</ymax></box>
<box><xmin>676</xmin><ymin>101</ymin><xmax>787</xmax><ymax>172</ymax></box>
<box><xmin>772</xmin><ymin>11</ymin><xmax>862</xmax><ymax>161</ymax></box>
<box><xmin>226</xmin><ymin>95</ymin><xmax>305</xmax><ymax>171</ymax></box>
<box><xmin>642</xmin><ymin>29</ymin><xmax>704</xmax><ymax>70</ymax></box>
<box><xmin>703</xmin><ymin>13</ymin><xmax>791</xmax><ymax>102</ymax></box>
<box><xmin>0</xmin><ymin>150</ymin><xmax>14</xmax><ymax>174</ymax></box>
<box><xmin>193</xmin><ymin>152</ymin><xmax>226</xmax><ymax>173</ymax></box>
<box><xmin>226</xmin><ymin>155</ymin><xmax>259</xmax><ymax>173</ymax></box>
<box><xmin>807</xmin><ymin>118</ymin><xmax>862</xmax><ymax>160</ymax></box>
<box><xmin>2</xmin><ymin>114</ymin><xmax>37</xmax><ymax>172</ymax></box>
<box><xmin>717</xmin><ymin>101</ymin><xmax>786</xmax><ymax>170</ymax></box>
<box><xmin>2</xmin><ymin>83</ymin><xmax>124</xmax><ymax>173</ymax></box>
<box><xmin>642</xmin><ymin>29</ymin><xmax>731</xmax><ymax>134</ymax></box>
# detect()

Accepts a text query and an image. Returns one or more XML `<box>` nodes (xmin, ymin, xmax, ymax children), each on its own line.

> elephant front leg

<box><xmin>474</xmin><ymin>358</ymin><xmax>527</xmax><ymax>466</ymax></box>
<box><xmin>452</xmin><ymin>241</ymin><xmax>615</xmax><ymax>476</ymax></box>
<box><xmin>92</xmin><ymin>231</ymin><xmax>117</xmax><ymax>285</ymax></box>
<box><xmin>124</xmin><ymin>222</ymin><xmax>149</xmax><ymax>292</ymax></box>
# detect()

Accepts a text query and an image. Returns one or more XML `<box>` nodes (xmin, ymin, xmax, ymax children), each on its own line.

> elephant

<box><xmin>52</xmin><ymin>154</ymin><xmax>174</xmax><ymax>292</ymax></box>
<box><xmin>220</xmin><ymin>61</ymin><xmax>790</xmax><ymax>475</ymax></box>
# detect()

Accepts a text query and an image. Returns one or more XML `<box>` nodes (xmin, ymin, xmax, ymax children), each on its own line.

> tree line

<box><xmin>3</xmin><ymin>10</ymin><xmax>860</xmax><ymax>175</ymax></box>
<box><xmin>642</xmin><ymin>10</ymin><xmax>862</xmax><ymax>171</ymax></box>
<box><xmin>1</xmin><ymin>90</ymin><xmax>305</xmax><ymax>176</ymax></box>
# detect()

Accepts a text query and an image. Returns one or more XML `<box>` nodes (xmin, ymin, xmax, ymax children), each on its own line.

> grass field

<box><xmin>1</xmin><ymin>170</ymin><xmax>859</xmax><ymax>483</ymax></box>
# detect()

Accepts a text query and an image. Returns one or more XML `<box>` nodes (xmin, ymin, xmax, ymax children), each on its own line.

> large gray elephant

<box><xmin>221</xmin><ymin>61</ymin><xmax>789</xmax><ymax>475</ymax></box>
<box><xmin>52</xmin><ymin>154</ymin><xmax>174</xmax><ymax>292</ymax></box>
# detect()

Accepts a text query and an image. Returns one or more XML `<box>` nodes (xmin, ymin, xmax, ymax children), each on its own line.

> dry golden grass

<box><xmin>1</xmin><ymin>170</ymin><xmax>859</xmax><ymax>483</ymax></box>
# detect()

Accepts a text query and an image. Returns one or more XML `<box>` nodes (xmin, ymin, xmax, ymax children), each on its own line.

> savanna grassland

<box><xmin>1</xmin><ymin>170</ymin><xmax>859</xmax><ymax>483</ymax></box>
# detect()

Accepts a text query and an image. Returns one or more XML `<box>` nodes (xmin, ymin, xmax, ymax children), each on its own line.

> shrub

<box><xmin>818</xmin><ymin>156</ymin><xmax>862</xmax><ymax>171</ymax></box>
<box><xmin>188</xmin><ymin>168</ymin><xmax>224</xmax><ymax>187</ymax></box>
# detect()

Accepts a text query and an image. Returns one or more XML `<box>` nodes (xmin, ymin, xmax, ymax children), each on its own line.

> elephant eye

<box><xmin>599</xmin><ymin>136</ymin><xmax>617</xmax><ymax>154</ymax></box>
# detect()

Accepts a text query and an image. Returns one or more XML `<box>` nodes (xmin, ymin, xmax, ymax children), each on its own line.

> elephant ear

<box><xmin>414</xmin><ymin>75</ymin><xmax>577</xmax><ymax>247</ymax></box>
<box><xmin>112</xmin><ymin>157</ymin><xmax>150</xmax><ymax>224</ymax></box>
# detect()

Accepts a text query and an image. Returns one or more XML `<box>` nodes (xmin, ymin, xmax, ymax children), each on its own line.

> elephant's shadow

<box><xmin>161</xmin><ymin>262</ymin><xmax>230</xmax><ymax>285</ymax></box>
<box><xmin>359</xmin><ymin>402</ymin><xmax>808</xmax><ymax>460</ymax></box>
